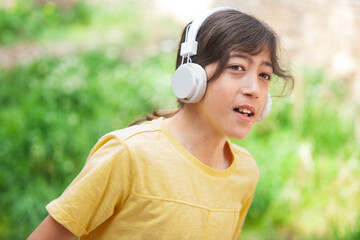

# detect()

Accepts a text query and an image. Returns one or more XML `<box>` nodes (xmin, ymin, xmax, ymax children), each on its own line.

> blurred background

<box><xmin>0</xmin><ymin>0</ymin><xmax>359</xmax><ymax>239</ymax></box>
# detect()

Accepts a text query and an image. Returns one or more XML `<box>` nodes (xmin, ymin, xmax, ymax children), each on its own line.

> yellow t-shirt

<box><xmin>46</xmin><ymin>118</ymin><xmax>259</xmax><ymax>240</ymax></box>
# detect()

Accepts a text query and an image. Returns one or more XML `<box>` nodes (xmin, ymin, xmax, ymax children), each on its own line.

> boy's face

<box><xmin>197</xmin><ymin>49</ymin><xmax>273</xmax><ymax>140</ymax></box>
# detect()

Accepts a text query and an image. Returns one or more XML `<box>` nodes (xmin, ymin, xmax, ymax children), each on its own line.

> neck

<box><xmin>165</xmin><ymin>106</ymin><xmax>232</xmax><ymax>170</ymax></box>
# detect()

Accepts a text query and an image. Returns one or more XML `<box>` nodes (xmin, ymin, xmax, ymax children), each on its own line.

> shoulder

<box><xmin>230</xmin><ymin>142</ymin><xmax>260</xmax><ymax>175</ymax></box>
<box><xmin>106</xmin><ymin>119</ymin><xmax>162</xmax><ymax>142</ymax></box>
<box><xmin>230</xmin><ymin>143</ymin><xmax>253</xmax><ymax>158</ymax></box>
<box><xmin>89</xmin><ymin>119</ymin><xmax>164</xmax><ymax>156</ymax></box>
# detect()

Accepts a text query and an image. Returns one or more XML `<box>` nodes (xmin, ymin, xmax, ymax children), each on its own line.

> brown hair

<box><xmin>129</xmin><ymin>9</ymin><xmax>294</xmax><ymax>126</ymax></box>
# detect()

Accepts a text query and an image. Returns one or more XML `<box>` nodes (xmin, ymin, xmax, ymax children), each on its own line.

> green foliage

<box><xmin>236</xmin><ymin>67</ymin><xmax>359</xmax><ymax>239</ymax></box>
<box><xmin>0</xmin><ymin>1</ymin><xmax>179</xmax><ymax>238</ymax></box>
<box><xmin>0</xmin><ymin>50</ymin><xmax>175</xmax><ymax>239</ymax></box>
<box><xmin>328</xmin><ymin>218</ymin><xmax>360</xmax><ymax>240</ymax></box>
<box><xmin>0</xmin><ymin>0</ymin><xmax>91</xmax><ymax>45</ymax></box>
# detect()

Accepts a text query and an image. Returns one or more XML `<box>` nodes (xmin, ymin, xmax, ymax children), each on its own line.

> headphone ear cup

<box><xmin>172</xmin><ymin>63</ymin><xmax>207</xmax><ymax>103</ymax></box>
<box><xmin>257</xmin><ymin>93</ymin><xmax>272</xmax><ymax>122</ymax></box>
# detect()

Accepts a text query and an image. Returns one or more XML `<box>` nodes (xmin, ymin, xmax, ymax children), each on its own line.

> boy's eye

<box><xmin>228</xmin><ymin>65</ymin><xmax>244</xmax><ymax>71</ymax></box>
<box><xmin>260</xmin><ymin>73</ymin><xmax>271</xmax><ymax>81</ymax></box>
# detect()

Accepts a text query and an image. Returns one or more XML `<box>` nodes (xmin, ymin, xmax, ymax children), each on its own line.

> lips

<box><xmin>233</xmin><ymin>105</ymin><xmax>255</xmax><ymax>121</ymax></box>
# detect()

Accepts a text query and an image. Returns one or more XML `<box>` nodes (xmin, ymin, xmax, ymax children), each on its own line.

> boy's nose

<box><xmin>240</xmin><ymin>72</ymin><xmax>260</xmax><ymax>98</ymax></box>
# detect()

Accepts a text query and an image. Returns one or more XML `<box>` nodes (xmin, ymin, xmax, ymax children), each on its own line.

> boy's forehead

<box><xmin>228</xmin><ymin>50</ymin><xmax>273</xmax><ymax>68</ymax></box>
<box><xmin>229</xmin><ymin>48</ymin><xmax>271</xmax><ymax>58</ymax></box>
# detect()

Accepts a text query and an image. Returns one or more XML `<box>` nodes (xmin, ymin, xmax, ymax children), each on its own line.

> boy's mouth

<box><xmin>233</xmin><ymin>107</ymin><xmax>254</xmax><ymax>117</ymax></box>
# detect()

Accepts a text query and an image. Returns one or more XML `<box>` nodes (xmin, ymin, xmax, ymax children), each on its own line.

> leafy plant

<box><xmin>237</xmin><ymin>67</ymin><xmax>359</xmax><ymax>240</ymax></box>
<box><xmin>0</xmin><ymin>49</ymin><xmax>175</xmax><ymax>239</ymax></box>
<box><xmin>0</xmin><ymin>0</ymin><xmax>91</xmax><ymax>45</ymax></box>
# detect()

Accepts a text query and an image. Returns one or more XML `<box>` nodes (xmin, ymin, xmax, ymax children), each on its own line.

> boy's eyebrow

<box><xmin>229</xmin><ymin>53</ymin><xmax>273</xmax><ymax>69</ymax></box>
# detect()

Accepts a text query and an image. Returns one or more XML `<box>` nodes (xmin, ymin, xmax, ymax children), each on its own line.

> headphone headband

<box><xmin>180</xmin><ymin>6</ymin><xmax>239</xmax><ymax>57</ymax></box>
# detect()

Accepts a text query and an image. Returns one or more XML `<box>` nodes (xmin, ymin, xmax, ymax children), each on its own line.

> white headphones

<box><xmin>171</xmin><ymin>6</ymin><xmax>272</xmax><ymax>122</ymax></box>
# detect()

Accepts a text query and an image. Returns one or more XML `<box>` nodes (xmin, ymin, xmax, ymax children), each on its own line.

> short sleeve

<box><xmin>46</xmin><ymin>134</ymin><xmax>132</xmax><ymax>237</ymax></box>
<box><xmin>232</xmin><ymin>185</ymin><xmax>257</xmax><ymax>239</ymax></box>
<box><xmin>230</xmin><ymin>144</ymin><xmax>260</xmax><ymax>239</ymax></box>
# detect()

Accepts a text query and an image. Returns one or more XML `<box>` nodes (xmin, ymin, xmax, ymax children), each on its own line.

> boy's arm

<box><xmin>27</xmin><ymin>215</ymin><xmax>77</xmax><ymax>240</ymax></box>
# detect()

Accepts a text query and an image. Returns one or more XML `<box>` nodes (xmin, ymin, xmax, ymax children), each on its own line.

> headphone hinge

<box><xmin>180</xmin><ymin>41</ymin><xmax>198</xmax><ymax>57</ymax></box>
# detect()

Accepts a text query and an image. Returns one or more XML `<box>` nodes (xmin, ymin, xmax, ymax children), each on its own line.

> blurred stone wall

<box><xmin>153</xmin><ymin>0</ymin><xmax>360</xmax><ymax>105</ymax></box>
<box><xmin>0</xmin><ymin>0</ymin><xmax>14</xmax><ymax>8</ymax></box>
<box><xmin>0</xmin><ymin>0</ymin><xmax>79</xmax><ymax>7</ymax></box>
<box><xmin>2</xmin><ymin>0</ymin><xmax>359</xmax><ymax>104</ymax></box>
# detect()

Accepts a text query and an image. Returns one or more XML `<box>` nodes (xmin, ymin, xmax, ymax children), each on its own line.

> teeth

<box><xmin>238</xmin><ymin>108</ymin><xmax>252</xmax><ymax>114</ymax></box>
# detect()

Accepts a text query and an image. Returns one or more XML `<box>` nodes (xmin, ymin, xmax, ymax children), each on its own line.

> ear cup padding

<box><xmin>257</xmin><ymin>93</ymin><xmax>272</xmax><ymax>122</ymax></box>
<box><xmin>172</xmin><ymin>63</ymin><xmax>207</xmax><ymax>103</ymax></box>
